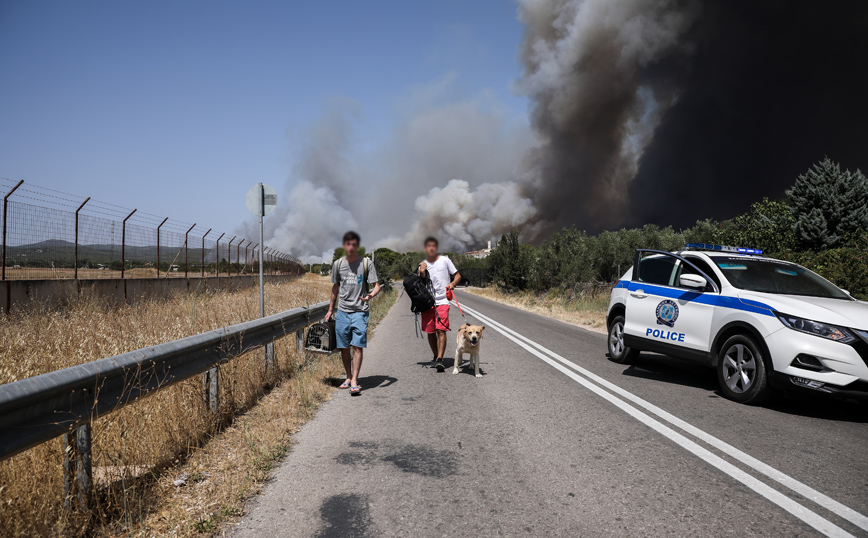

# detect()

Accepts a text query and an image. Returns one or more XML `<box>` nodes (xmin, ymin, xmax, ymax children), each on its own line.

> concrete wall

<box><xmin>1</xmin><ymin>275</ymin><xmax>299</xmax><ymax>315</ymax></box>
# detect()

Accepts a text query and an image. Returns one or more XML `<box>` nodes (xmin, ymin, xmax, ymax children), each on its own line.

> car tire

<box><xmin>717</xmin><ymin>333</ymin><xmax>770</xmax><ymax>404</ymax></box>
<box><xmin>608</xmin><ymin>315</ymin><xmax>639</xmax><ymax>364</ymax></box>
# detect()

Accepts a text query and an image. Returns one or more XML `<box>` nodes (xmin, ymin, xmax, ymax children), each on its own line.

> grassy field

<box><xmin>463</xmin><ymin>284</ymin><xmax>610</xmax><ymax>333</ymax></box>
<box><xmin>0</xmin><ymin>274</ymin><xmax>398</xmax><ymax>537</ymax></box>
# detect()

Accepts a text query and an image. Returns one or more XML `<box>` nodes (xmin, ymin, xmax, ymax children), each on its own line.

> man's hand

<box><xmin>360</xmin><ymin>293</ymin><xmax>374</xmax><ymax>302</ymax></box>
<box><xmin>325</xmin><ymin>308</ymin><xmax>333</xmax><ymax>321</ymax></box>
<box><xmin>446</xmin><ymin>283</ymin><xmax>455</xmax><ymax>290</ymax></box>
<box><xmin>419</xmin><ymin>262</ymin><xmax>427</xmax><ymax>276</ymax></box>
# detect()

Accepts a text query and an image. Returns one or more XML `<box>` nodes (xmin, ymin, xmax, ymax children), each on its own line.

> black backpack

<box><xmin>403</xmin><ymin>272</ymin><xmax>435</xmax><ymax>314</ymax></box>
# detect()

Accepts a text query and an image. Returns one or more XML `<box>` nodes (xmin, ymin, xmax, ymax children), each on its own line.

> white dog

<box><xmin>453</xmin><ymin>324</ymin><xmax>485</xmax><ymax>378</ymax></box>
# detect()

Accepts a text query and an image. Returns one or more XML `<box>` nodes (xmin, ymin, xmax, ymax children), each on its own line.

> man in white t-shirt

<box><xmin>419</xmin><ymin>236</ymin><xmax>461</xmax><ymax>372</ymax></box>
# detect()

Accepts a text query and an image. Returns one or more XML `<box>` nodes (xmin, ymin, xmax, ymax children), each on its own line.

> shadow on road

<box><xmin>615</xmin><ymin>353</ymin><xmax>867</xmax><ymax>423</ymax></box>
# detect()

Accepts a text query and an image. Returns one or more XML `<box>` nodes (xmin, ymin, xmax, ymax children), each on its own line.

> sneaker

<box><xmin>434</xmin><ymin>359</ymin><xmax>445</xmax><ymax>372</ymax></box>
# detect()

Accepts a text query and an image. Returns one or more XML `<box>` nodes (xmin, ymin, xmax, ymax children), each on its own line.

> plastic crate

<box><xmin>305</xmin><ymin>319</ymin><xmax>338</xmax><ymax>354</ymax></box>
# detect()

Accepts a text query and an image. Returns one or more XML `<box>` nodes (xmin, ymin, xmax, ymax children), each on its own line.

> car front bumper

<box><xmin>765</xmin><ymin>327</ymin><xmax>868</xmax><ymax>398</ymax></box>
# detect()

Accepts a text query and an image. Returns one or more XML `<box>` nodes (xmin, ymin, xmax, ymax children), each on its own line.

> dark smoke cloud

<box><xmin>628</xmin><ymin>1</ymin><xmax>868</xmax><ymax>230</ymax></box>
<box><xmin>517</xmin><ymin>0</ymin><xmax>699</xmax><ymax>231</ymax></box>
<box><xmin>519</xmin><ymin>0</ymin><xmax>868</xmax><ymax>234</ymax></box>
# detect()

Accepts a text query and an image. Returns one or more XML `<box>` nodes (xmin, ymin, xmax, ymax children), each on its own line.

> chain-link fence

<box><xmin>0</xmin><ymin>179</ymin><xmax>302</xmax><ymax>281</ymax></box>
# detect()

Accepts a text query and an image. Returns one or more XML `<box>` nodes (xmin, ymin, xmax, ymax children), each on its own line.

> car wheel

<box><xmin>608</xmin><ymin>315</ymin><xmax>638</xmax><ymax>364</ymax></box>
<box><xmin>717</xmin><ymin>334</ymin><xmax>770</xmax><ymax>404</ymax></box>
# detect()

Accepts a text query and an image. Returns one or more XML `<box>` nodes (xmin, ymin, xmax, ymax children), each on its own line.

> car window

<box><xmin>713</xmin><ymin>257</ymin><xmax>851</xmax><ymax>299</ymax></box>
<box><xmin>637</xmin><ymin>254</ymin><xmax>678</xmax><ymax>286</ymax></box>
<box><xmin>678</xmin><ymin>256</ymin><xmax>721</xmax><ymax>290</ymax></box>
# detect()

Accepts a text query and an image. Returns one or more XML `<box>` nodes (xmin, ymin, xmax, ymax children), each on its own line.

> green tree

<box><xmin>714</xmin><ymin>198</ymin><xmax>796</xmax><ymax>253</ymax></box>
<box><xmin>332</xmin><ymin>247</ymin><xmax>345</xmax><ymax>263</ymax></box>
<box><xmin>786</xmin><ymin>158</ymin><xmax>868</xmax><ymax>250</ymax></box>
<box><xmin>489</xmin><ymin>229</ymin><xmax>530</xmax><ymax>290</ymax></box>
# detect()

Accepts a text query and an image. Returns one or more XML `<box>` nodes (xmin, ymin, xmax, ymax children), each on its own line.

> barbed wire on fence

<box><xmin>0</xmin><ymin>179</ymin><xmax>302</xmax><ymax>281</ymax></box>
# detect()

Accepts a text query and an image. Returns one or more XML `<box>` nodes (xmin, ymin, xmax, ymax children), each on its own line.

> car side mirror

<box><xmin>680</xmin><ymin>274</ymin><xmax>707</xmax><ymax>289</ymax></box>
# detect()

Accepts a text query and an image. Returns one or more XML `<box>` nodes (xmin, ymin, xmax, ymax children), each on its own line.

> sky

<box><xmin>0</xmin><ymin>0</ymin><xmax>528</xmax><ymax>240</ymax></box>
<box><xmin>4</xmin><ymin>1</ymin><xmax>867</xmax><ymax>261</ymax></box>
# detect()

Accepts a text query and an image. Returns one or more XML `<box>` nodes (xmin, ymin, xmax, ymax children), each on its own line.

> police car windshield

<box><xmin>713</xmin><ymin>257</ymin><xmax>850</xmax><ymax>299</ymax></box>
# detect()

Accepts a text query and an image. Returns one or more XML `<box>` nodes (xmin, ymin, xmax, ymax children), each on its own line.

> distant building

<box><xmin>463</xmin><ymin>241</ymin><xmax>492</xmax><ymax>259</ymax></box>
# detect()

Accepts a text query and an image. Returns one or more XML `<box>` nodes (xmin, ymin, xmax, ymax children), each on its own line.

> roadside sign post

<box><xmin>246</xmin><ymin>183</ymin><xmax>278</xmax><ymax>373</ymax></box>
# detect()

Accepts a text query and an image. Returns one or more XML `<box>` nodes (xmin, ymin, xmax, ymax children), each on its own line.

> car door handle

<box><xmin>630</xmin><ymin>290</ymin><xmax>647</xmax><ymax>299</ymax></box>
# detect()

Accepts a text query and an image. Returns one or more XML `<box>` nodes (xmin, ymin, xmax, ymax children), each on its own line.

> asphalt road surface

<box><xmin>230</xmin><ymin>289</ymin><xmax>868</xmax><ymax>537</ymax></box>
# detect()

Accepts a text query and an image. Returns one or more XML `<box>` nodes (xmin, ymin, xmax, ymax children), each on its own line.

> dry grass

<box><xmin>0</xmin><ymin>274</ymin><xmax>397</xmax><ymax>537</ymax></box>
<box><xmin>2</xmin><ymin>267</ymin><xmax>278</xmax><ymax>280</ymax></box>
<box><xmin>463</xmin><ymin>284</ymin><xmax>611</xmax><ymax>334</ymax></box>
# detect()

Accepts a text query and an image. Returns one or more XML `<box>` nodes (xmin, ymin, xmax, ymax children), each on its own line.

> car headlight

<box><xmin>775</xmin><ymin>313</ymin><xmax>856</xmax><ymax>344</ymax></box>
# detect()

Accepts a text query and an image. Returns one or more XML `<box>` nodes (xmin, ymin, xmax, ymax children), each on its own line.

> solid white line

<box><xmin>457</xmin><ymin>302</ymin><xmax>859</xmax><ymax>538</ymax></box>
<box><xmin>457</xmin><ymin>301</ymin><xmax>868</xmax><ymax>533</ymax></box>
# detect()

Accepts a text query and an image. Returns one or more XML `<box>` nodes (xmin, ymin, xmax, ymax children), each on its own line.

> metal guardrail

<box><xmin>0</xmin><ymin>300</ymin><xmax>328</xmax><ymax>508</ymax></box>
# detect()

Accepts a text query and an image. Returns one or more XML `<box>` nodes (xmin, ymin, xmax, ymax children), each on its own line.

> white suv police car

<box><xmin>607</xmin><ymin>244</ymin><xmax>868</xmax><ymax>404</ymax></box>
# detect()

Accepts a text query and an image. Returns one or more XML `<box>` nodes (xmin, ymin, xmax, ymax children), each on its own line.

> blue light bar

<box><xmin>685</xmin><ymin>243</ymin><xmax>763</xmax><ymax>255</ymax></box>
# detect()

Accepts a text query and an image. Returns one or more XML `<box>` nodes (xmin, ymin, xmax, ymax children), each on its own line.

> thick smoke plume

<box><xmin>517</xmin><ymin>0</ymin><xmax>697</xmax><ymax>231</ymax></box>
<box><xmin>258</xmin><ymin>0</ymin><xmax>868</xmax><ymax>260</ymax></box>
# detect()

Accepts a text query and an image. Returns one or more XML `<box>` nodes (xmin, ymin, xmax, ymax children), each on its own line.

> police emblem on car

<box><xmin>656</xmin><ymin>300</ymin><xmax>679</xmax><ymax>327</ymax></box>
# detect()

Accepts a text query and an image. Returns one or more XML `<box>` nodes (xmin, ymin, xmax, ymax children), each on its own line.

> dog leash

<box><xmin>446</xmin><ymin>289</ymin><xmax>467</xmax><ymax>323</ymax></box>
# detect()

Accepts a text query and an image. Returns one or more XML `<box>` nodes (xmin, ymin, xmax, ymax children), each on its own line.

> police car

<box><xmin>606</xmin><ymin>244</ymin><xmax>868</xmax><ymax>404</ymax></box>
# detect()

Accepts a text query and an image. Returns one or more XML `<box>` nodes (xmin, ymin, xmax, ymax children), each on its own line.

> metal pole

<box><xmin>259</xmin><ymin>185</ymin><xmax>265</xmax><ymax>318</ymax></box>
<box><xmin>2</xmin><ymin>180</ymin><xmax>23</xmax><ymax>281</ymax></box>
<box><xmin>156</xmin><ymin>217</ymin><xmax>168</xmax><ymax>278</ymax></box>
<box><xmin>215</xmin><ymin>233</ymin><xmax>224</xmax><ymax>277</ymax></box>
<box><xmin>121</xmin><ymin>209</ymin><xmax>137</xmax><ymax>279</ymax></box>
<box><xmin>228</xmin><ymin>236</ymin><xmax>236</xmax><ymax>277</ymax></box>
<box><xmin>236</xmin><ymin>239</ymin><xmax>242</xmax><ymax>275</ymax></box>
<box><xmin>74</xmin><ymin>197</ymin><xmax>90</xmax><ymax>280</ymax></box>
<box><xmin>184</xmin><ymin>224</ymin><xmax>196</xmax><ymax>279</ymax></box>
<box><xmin>201</xmin><ymin>229</ymin><xmax>211</xmax><ymax>278</ymax></box>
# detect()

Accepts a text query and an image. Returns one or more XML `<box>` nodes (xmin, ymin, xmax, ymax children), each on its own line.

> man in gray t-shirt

<box><xmin>325</xmin><ymin>231</ymin><xmax>381</xmax><ymax>396</ymax></box>
<box><xmin>332</xmin><ymin>255</ymin><xmax>378</xmax><ymax>313</ymax></box>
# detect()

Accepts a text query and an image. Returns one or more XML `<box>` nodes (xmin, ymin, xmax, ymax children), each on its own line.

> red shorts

<box><xmin>421</xmin><ymin>305</ymin><xmax>450</xmax><ymax>333</ymax></box>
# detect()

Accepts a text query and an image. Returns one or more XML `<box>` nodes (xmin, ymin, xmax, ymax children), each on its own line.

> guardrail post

<box><xmin>184</xmin><ymin>224</ymin><xmax>196</xmax><ymax>279</ymax></box>
<box><xmin>121</xmin><ymin>209</ymin><xmax>137</xmax><ymax>279</ymax></box>
<box><xmin>296</xmin><ymin>329</ymin><xmax>304</xmax><ymax>354</ymax></box>
<box><xmin>202</xmin><ymin>367</ymin><xmax>219</xmax><ymax>414</ymax></box>
<box><xmin>74</xmin><ymin>197</ymin><xmax>90</xmax><ymax>281</ymax></box>
<box><xmin>2</xmin><ymin>180</ymin><xmax>23</xmax><ymax>282</ymax></box>
<box><xmin>62</xmin><ymin>424</ymin><xmax>92</xmax><ymax>511</ymax></box>
<box><xmin>265</xmin><ymin>343</ymin><xmax>274</xmax><ymax>375</ymax></box>
<box><xmin>157</xmin><ymin>217</ymin><xmax>168</xmax><ymax>278</ymax></box>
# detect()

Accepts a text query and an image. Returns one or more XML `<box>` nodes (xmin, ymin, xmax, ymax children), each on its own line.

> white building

<box><xmin>463</xmin><ymin>241</ymin><xmax>492</xmax><ymax>259</ymax></box>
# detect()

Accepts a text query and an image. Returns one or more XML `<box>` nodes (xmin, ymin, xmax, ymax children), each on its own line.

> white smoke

<box><xmin>381</xmin><ymin>179</ymin><xmax>540</xmax><ymax>252</ymax></box>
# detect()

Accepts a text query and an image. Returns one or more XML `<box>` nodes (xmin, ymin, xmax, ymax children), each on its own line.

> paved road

<box><xmin>230</xmin><ymin>289</ymin><xmax>868</xmax><ymax>537</ymax></box>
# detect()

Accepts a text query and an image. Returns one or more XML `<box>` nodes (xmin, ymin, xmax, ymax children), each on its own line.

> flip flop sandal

<box><xmin>350</xmin><ymin>386</ymin><xmax>361</xmax><ymax>395</ymax></box>
<box><xmin>339</xmin><ymin>381</ymin><xmax>352</xmax><ymax>389</ymax></box>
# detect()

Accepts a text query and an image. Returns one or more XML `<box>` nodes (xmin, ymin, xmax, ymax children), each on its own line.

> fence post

<box><xmin>228</xmin><ymin>236</ymin><xmax>236</xmax><ymax>277</ymax></box>
<box><xmin>201</xmin><ymin>229</ymin><xmax>211</xmax><ymax>279</ymax></box>
<box><xmin>236</xmin><ymin>239</ymin><xmax>243</xmax><ymax>276</ymax></box>
<box><xmin>73</xmin><ymin>197</ymin><xmax>90</xmax><ymax>281</ymax></box>
<box><xmin>120</xmin><ymin>209</ymin><xmax>137</xmax><ymax>279</ymax></box>
<box><xmin>156</xmin><ymin>217</ymin><xmax>168</xmax><ymax>278</ymax></box>
<box><xmin>62</xmin><ymin>424</ymin><xmax>92</xmax><ymax>511</ymax></box>
<box><xmin>184</xmin><ymin>224</ymin><xmax>196</xmax><ymax>279</ymax></box>
<box><xmin>2</xmin><ymin>180</ymin><xmax>23</xmax><ymax>282</ymax></box>
<box><xmin>215</xmin><ymin>233</ymin><xmax>224</xmax><ymax>277</ymax></box>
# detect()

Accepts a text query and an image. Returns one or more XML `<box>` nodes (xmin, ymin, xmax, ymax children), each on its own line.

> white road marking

<box><xmin>457</xmin><ymin>301</ymin><xmax>862</xmax><ymax>538</ymax></box>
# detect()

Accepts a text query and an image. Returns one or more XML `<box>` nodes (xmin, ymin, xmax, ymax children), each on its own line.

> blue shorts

<box><xmin>335</xmin><ymin>310</ymin><xmax>369</xmax><ymax>349</ymax></box>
